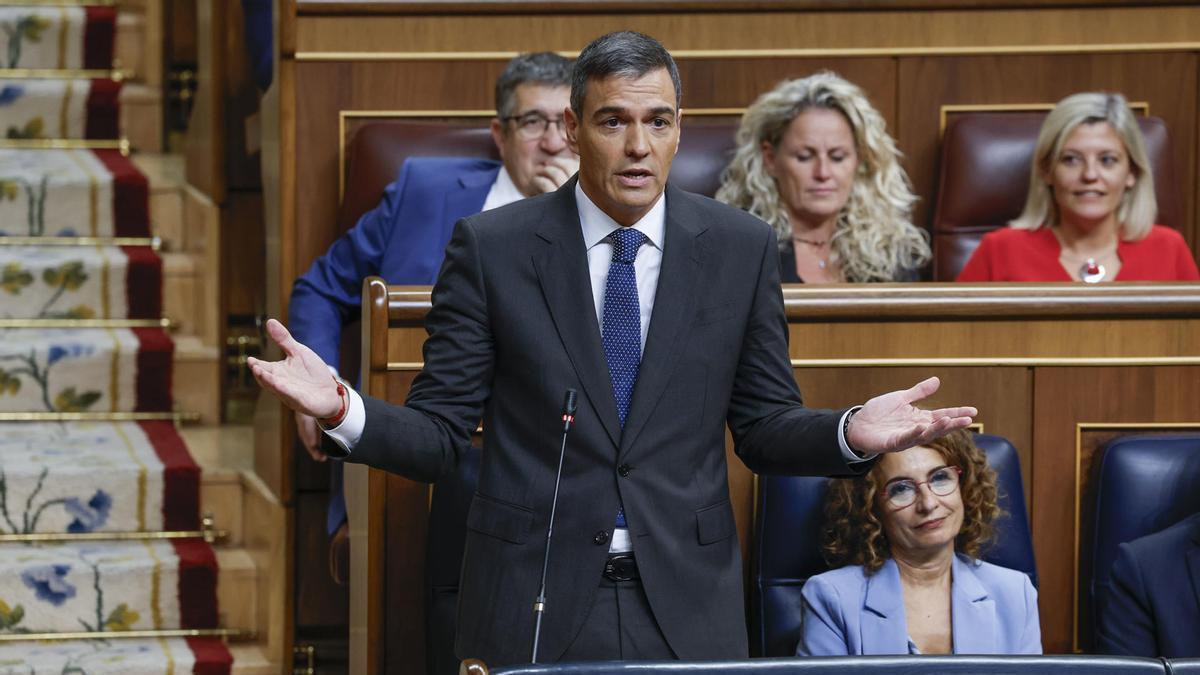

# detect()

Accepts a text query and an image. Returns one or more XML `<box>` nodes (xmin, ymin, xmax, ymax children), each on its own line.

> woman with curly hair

<box><xmin>796</xmin><ymin>429</ymin><xmax>1041</xmax><ymax>655</ymax></box>
<box><xmin>716</xmin><ymin>71</ymin><xmax>930</xmax><ymax>283</ymax></box>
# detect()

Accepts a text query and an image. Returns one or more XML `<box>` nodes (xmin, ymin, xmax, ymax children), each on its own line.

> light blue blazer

<box><xmin>796</xmin><ymin>554</ymin><xmax>1041</xmax><ymax>656</ymax></box>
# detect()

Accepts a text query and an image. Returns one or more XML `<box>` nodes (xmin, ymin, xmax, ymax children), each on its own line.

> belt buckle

<box><xmin>604</xmin><ymin>554</ymin><xmax>637</xmax><ymax>582</ymax></box>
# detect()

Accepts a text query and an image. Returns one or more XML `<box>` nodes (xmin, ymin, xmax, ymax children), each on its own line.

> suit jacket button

<box><xmin>617</xmin><ymin>464</ymin><xmax>632</xmax><ymax>477</ymax></box>
<box><xmin>593</xmin><ymin>531</ymin><xmax>609</xmax><ymax>545</ymax></box>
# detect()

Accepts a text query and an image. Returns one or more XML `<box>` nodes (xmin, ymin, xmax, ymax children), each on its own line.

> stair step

<box><xmin>0</xmin><ymin>244</ymin><xmax>161</xmax><ymax>320</ymax></box>
<box><xmin>0</xmin><ymin>148</ymin><xmax>150</xmax><ymax>238</ymax></box>
<box><xmin>174</xmin><ymin>334</ymin><xmax>221</xmax><ymax>424</ymax></box>
<box><xmin>120</xmin><ymin>82</ymin><xmax>161</xmax><ymax>153</ymax></box>
<box><xmin>0</xmin><ymin>77</ymin><xmax>120</xmax><ymax>140</ymax></box>
<box><xmin>0</xmin><ymin>637</ymin><xmax>234</xmax><ymax>673</ymax></box>
<box><xmin>216</xmin><ymin>547</ymin><xmax>258</xmax><ymax>633</ymax></box>
<box><xmin>230</xmin><ymin>643</ymin><xmax>277</xmax><ymax>674</ymax></box>
<box><xmin>0</xmin><ymin>538</ymin><xmax>217</xmax><ymax>633</ymax></box>
<box><xmin>0</xmin><ymin>419</ymin><xmax>201</xmax><ymax>534</ymax></box>
<box><xmin>0</xmin><ymin>327</ymin><xmax>172</xmax><ymax>413</ymax></box>
<box><xmin>131</xmin><ymin>153</ymin><xmax>189</xmax><ymax>251</ymax></box>
<box><xmin>0</xmin><ymin>6</ymin><xmax>115</xmax><ymax>70</ymax></box>
<box><xmin>115</xmin><ymin>10</ymin><xmax>146</xmax><ymax>82</ymax></box>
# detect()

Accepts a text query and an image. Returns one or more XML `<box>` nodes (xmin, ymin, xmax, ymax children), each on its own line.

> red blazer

<box><xmin>957</xmin><ymin>225</ymin><xmax>1200</xmax><ymax>282</ymax></box>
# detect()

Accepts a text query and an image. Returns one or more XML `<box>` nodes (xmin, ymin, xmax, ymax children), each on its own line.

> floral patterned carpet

<box><xmin>0</xmin><ymin>4</ymin><xmax>233</xmax><ymax>672</ymax></box>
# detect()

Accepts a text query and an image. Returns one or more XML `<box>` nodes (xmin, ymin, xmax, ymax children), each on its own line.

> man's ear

<box><xmin>674</xmin><ymin>108</ymin><xmax>683</xmax><ymax>156</ymax></box>
<box><xmin>490</xmin><ymin>118</ymin><xmax>507</xmax><ymax>160</ymax></box>
<box><xmin>564</xmin><ymin>106</ymin><xmax>581</xmax><ymax>155</ymax></box>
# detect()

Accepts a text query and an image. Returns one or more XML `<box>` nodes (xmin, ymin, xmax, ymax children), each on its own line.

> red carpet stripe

<box><xmin>139</xmin><ymin>421</ymin><xmax>201</xmax><ymax>531</ymax></box>
<box><xmin>133</xmin><ymin>327</ymin><xmax>174</xmax><ymax>412</ymax></box>
<box><xmin>172</xmin><ymin>539</ymin><xmax>219</xmax><ymax>630</ymax></box>
<box><xmin>121</xmin><ymin>245</ymin><xmax>163</xmax><ymax>319</ymax></box>
<box><xmin>84</xmin><ymin>78</ymin><xmax>121</xmax><ymax>140</ymax></box>
<box><xmin>186</xmin><ymin>637</ymin><xmax>234</xmax><ymax>675</ymax></box>
<box><xmin>92</xmin><ymin>149</ymin><xmax>150</xmax><ymax>237</ymax></box>
<box><xmin>82</xmin><ymin>7</ymin><xmax>116</xmax><ymax>71</ymax></box>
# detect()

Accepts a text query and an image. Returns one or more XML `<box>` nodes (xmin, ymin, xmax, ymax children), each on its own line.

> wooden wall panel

<box><xmin>291</xmin><ymin>59</ymin><xmax>895</xmax><ymax>304</ymax></box>
<box><xmin>292</xmin><ymin>6</ymin><xmax>1200</xmax><ymax>53</ymax></box>
<box><xmin>1031</xmin><ymin>366</ymin><xmax>1200</xmax><ymax>653</ymax></box>
<box><xmin>896</xmin><ymin>52</ymin><xmax>1199</xmax><ymax>243</ymax></box>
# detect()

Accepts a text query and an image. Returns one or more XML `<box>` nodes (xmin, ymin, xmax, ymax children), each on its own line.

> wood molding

<box><xmin>296</xmin><ymin>42</ymin><xmax>1200</xmax><ymax>61</ymax></box>
<box><xmin>383</xmin><ymin>283</ymin><xmax>1200</xmax><ymax>322</ymax></box>
<box><xmin>295</xmin><ymin>0</ymin><xmax>1196</xmax><ymax>16</ymax></box>
<box><xmin>938</xmin><ymin>101</ymin><xmax>1150</xmax><ymax>136</ymax></box>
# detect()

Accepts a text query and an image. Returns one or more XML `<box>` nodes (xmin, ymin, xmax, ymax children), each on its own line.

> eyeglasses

<box><xmin>502</xmin><ymin>112</ymin><xmax>566</xmax><ymax>140</ymax></box>
<box><xmin>879</xmin><ymin>466</ymin><xmax>962</xmax><ymax>509</ymax></box>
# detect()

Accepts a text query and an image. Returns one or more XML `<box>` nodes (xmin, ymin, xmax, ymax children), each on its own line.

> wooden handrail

<box><xmin>383</xmin><ymin>283</ymin><xmax>1200</xmax><ymax>323</ymax></box>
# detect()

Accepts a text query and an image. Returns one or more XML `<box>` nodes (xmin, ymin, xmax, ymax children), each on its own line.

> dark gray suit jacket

<box><xmin>347</xmin><ymin>178</ymin><xmax>859</xmax><ymax>666</ymax></box>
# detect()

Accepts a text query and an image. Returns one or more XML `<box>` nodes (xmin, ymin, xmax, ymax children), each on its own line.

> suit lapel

<box><xmin>861</xmin><ymin>560</ymin><xmax>910</xmax><ymax>654</ymax></box>
<box><xmin>443</xmin><ymin>165</ymin><xmax>499</xmax><ymax>228</ymax></box>
<box><xmin>951</xmin><ymin>555</ymin><xmax>998</xmax><ymax>654</ymax></box>
<box><xmin>619</xmin><ymin>186</ymin><xmax>706</xmax><ymax>456</ymax></box>
<box><xmin>531</xmin><ymin>180</ymin><xmax>622</xmax><ymax>448</ymax></box>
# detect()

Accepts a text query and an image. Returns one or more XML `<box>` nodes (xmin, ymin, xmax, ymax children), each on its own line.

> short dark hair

<box><xmin>570</xmin><ymin>31</ymin><xmax>681</xmax><ymax>117</ymax></box>
<box><xmin>494</xmin><ymin>52</ymin><xmax>573</xmax><ymax>118</ymax></box>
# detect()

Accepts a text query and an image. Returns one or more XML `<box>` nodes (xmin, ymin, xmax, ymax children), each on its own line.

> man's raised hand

<box><xmin>845</xmin><ymin>376</ymin><xmax>977</xmax><ymax>455</ymax></box>
<box><xmin>247</xmin><ymin>318</ymin><xmax>343</xmax><ymax>420</ymax></box>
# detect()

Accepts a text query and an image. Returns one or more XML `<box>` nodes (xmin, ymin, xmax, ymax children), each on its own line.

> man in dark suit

<box><xmin>1096</xmin><ymin>512</ymin><xmax>1200</xmax><ymax>657</ymax></box>
<box><xmin>250</xmin><ymin>32</ymin><xmax>975</xmax><ymax>666</ymax></box>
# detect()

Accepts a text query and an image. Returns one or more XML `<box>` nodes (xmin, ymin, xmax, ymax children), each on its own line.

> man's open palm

<box><xmin>846</xmin><ymin>376</ymin><xmax>977</xmax><ymax>455</ymax></box>
<box><xmin>247</xmin><ymin>319</ymin><xmax>342</xmax><ymax>420</ymax></box>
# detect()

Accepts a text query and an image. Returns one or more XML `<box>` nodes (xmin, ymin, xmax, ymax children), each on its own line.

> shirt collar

<box><xmin>575</xmin><ymin>181</ymin><xmax>666</xmax><ymax>251</ymax></box>
<box><xmin>487</xmin><ymin>165</ymin><xmax>525</xmax><ymax>205</ymax></box>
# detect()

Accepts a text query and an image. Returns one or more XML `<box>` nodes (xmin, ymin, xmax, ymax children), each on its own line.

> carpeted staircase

<box><xmin>0</xmin><ymin>3</ymin><xmax>249</xmax><ymax>672</ymax></box>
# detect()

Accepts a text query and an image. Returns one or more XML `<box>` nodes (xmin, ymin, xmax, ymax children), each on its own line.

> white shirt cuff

<box><xmin>322</xmin><ymin>386</ymin><xmax>366</xmax><ymax>455</ymax></box>
<box><xmin>837</xmin><ymin>406</ymin><xmax>876</xmax><ymax>463</ymax></box>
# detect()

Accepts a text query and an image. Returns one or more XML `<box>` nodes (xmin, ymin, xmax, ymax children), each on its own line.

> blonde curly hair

<box><xmin>716</xmin><ymin>71</ymin><xmax>930</xmax><ymax>282</ymax></box>
<box><xmin>821</xmin><ymin>429</ymin><xmax>1000</xmax><ymax>575</ymax></box>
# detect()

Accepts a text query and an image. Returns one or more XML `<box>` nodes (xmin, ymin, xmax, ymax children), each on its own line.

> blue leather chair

<box><xmin>1169</xmin><ymin>659</ymin><xmax>1200</xmax><ymax>674</ymax></box>
<box><xmin>428</xmin><ymin>445</ymin><xmax>483</xmax><ymax>675</ymax></box>
<box><xmin>752</xmin><ymin>433</ymin><xmax>1037</xmax><ymax>657</ymax></box>
<box><xmin>479</xmin><ymin>654</ymin><xmax>1166</xmax><ymax>674</ymax></box>
<box><xmin>1087</xmin><ymin>434</ymin><xmax>1200</xmax><ymax>651</ymax></box>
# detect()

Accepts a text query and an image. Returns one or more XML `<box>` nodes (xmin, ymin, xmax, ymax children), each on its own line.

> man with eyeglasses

<box><xmin>287</xmin><ymin>52</ymin><xmax>576</xmax><ymax>582</ymax></box>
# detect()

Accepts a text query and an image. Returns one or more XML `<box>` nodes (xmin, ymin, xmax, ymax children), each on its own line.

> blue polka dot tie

<box><xmin>602</xmin><ymin>227</ymin><xmax>646</xmax><ymax>428</ymax></box>
<box><xmin>602</xmin><ymin>227</ymin><xmax>646</xmax><ymax>532</ymax></box>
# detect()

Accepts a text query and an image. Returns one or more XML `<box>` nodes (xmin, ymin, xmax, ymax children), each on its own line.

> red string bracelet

<box><xmin>317</xmin><ymin>377</ymin><xmax>349</xmax><ymax>428</ymax></box>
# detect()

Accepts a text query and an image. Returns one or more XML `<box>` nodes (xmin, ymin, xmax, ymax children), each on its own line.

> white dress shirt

<box><xmin>480</xmin><ymin>166</ymin><xmax>524</xmax><ymax>212</ymax></box>
<box><xmin>323</xmin><ymin>182</ymin><xmax>869</xmax><ymax>551</ymax></box>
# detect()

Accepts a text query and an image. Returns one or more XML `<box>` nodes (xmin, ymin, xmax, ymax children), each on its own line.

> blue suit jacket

<box><xmin>289</xmin><ymin>156</ymin><xmax>502</xmax><ymax>367</ymax></box>
<box><xmin>1096</xmin><ymin>512</ymin><xmax>1200</xmax><ymax>657</ymax></box>
<box><xmin>797</xmin><ymin>554</ymin><xmax>1041</xmax><ymax>656</ymax></box>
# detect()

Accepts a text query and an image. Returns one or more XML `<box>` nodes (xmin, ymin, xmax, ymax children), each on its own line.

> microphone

<box><xmin>530</xmin><ymin>388</ymin><xmax>578</xmax><ymax>663</ymax></box>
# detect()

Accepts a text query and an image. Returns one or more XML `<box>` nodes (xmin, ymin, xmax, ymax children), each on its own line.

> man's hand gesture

<box><xmin>247</xmin><ymin>319</ymin><xmax>343</xmax><ymax>420</ymax></box>
<box><xmin>846</xmin><ymin>376</ymin><xmax>977</xmax><ymax>455</ymax></box>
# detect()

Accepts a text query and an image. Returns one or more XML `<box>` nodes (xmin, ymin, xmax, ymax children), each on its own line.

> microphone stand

<box><xmin>530</xmin><ymin>388</ymin><xmax>578</xmax><ymax>663</ymax></box>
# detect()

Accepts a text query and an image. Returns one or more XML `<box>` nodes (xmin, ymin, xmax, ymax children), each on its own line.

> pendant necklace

<box><xmin>1080</xmin><ymin>259</ymin><xmax>1106</xmax><ymax>283</ymax></box>
<box><xmin>793</xmin><ymin>236</ymin><xmax>830</xmax><ymax>270</ymax></box>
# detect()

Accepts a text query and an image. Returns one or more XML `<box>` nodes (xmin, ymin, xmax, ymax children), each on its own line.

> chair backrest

<box><xmin>486</xmin><ymin>654</ymin><xmax>1167</xmax><ymax>675</ymax></box>
<box><xmin>1087</xmin><ymin>434</ymin><xmax>1200</xmax><ymax>651</ymax></box>
<box><xmin>931</xmin><ymin>112</ymin><xmax>1182</xmax><ymax>280</ymax></box>
<box><xmin>337</xmin><ymin>119</ymin><xmax>739</xmax><ymax>235</ymax></box>
<box><xmin>427</xmin><ymin>445</ymin><xmax>483</xmax><ymax>675</ymax></box>
<box><xmin>752</xmin><ymin>433</ymin><xmax>1036</xmax><ymax>657</ymax></box>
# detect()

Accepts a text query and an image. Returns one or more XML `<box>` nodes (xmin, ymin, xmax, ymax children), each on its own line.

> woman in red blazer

<box><xmin>958</xmin><ymin>92</ymin><xmax>1199</xmax><ymax>282</ymax></box>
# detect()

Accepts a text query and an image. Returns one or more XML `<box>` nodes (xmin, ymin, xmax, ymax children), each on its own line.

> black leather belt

<box><xmin>603</xmin><ymin>553</ymin><xmax>639</xmax><ymax>582</ymax></box>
